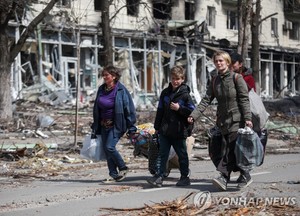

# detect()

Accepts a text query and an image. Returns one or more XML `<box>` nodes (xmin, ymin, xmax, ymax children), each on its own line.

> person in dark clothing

<box><xmin>230</xmin><ymin>52</ymin><xmax>256</xmax><ymax>92</ymax></box>
<box><xmin>92</xmin><ymin>65</ymin><xmax>137</xmax><ymax>183</ymax></box>
<box><xmin>147</xmin><ymin>65</ymin><xmax>195</xmax><ymax>188</ymax></box>
<box><xmin>188</xmin><ymin>51</ymin><xmax>253</xmax><ymax>191</ymax></box>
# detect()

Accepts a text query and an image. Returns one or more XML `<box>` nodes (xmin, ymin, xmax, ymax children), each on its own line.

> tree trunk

<box><xmin>0</xmin><ymin>32</ymin><xmax>13</xmax><ymax>119</ymax></box>
<box><xmin>0</xmin><ymin>0</ymin><xmax>58</xmax><ymax>119</ymax></box>
<box><xmin>101</xmin><ymin>1</ymin><xmax>113</xmax><ymax>66</ymax></box>
<box><xmin>251</xmin><ymin>0</ymin><xmax>261</xmax><ymax>94</ymax></box>
<box><xmin>237</xmin><ymin>0</ymin><xmax>252</xmax><ymax>59</ymax></box>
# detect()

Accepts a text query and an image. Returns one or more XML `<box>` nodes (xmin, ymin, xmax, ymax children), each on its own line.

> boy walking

<box><xmin>147</xmin><ymin>65</ymin><xmax>195</xmax><ymax>187</ymax></box>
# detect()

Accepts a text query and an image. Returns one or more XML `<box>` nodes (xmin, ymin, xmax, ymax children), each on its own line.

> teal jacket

<box><xmin>92</xmin><ymin>82</ymin><xmax>137</xmax><ymax>138</ymax></box>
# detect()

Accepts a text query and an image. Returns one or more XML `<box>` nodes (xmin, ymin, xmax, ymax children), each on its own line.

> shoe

<box><xmin>212</xmin><ymin>175</ymin><xmax>228</xmax><ymax>191</ymax></box>
<box><xmin>237</xmin><ymin>174</ymin><xmax>253</xmax><ymax>189</ymax></box>
<box><xmin>176</xmin><ymin>176</ymin><xmax>191</xmax><ymax>187</ymax></box>
<box><xmin>236</xmin><ymin>174</ymin><xmax>243</xmax><ymax>183</ymax></box>
<box><xmin>147</xmin><ymin>176</ymin><xmax>163</xmax><ymax>188</ymax></box>
<box><xmin>102</xmin><ymin>177</ymin><xmax>117</xmax><ymax>183</ymax></box>
<box><xmin>115</xmin><ymin>167</ymin><xmax>129</xmax><ymax>181</ymax></box>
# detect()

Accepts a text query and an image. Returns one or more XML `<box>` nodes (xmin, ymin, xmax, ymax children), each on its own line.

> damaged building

<box><xmin>8</xmin><ymin>0</ymin><xmax>300</xmax><ymax>108</ymax></box>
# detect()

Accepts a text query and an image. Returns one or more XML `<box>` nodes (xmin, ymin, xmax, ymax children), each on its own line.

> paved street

<box><xmin>1</xmin><ymin>148</ymin><xmax>300</xmax><ymax>216</ymax></box>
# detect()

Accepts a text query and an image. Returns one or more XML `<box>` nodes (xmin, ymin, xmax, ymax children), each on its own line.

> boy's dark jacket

<box><xmin>154</xmin><ymin>83</ymin><xmax>195</xmax><ymax>139</ymax></box>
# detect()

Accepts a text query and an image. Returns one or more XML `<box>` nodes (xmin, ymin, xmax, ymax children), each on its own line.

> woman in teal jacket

<box><xmin>92</xmin><ymin>66</ymin><xmax>137</xmax><ymax>182</ymax></box>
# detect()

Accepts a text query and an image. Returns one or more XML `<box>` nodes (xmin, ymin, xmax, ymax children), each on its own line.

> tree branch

<box><xmin>259</xmin><ymin>12</ymin><xmax>278</xmax><ymax>25</ymax></box>
<box><xmin>9</xmin><ymin>0</ymin><xmax>58</xmax><ymax>63</ymax></box>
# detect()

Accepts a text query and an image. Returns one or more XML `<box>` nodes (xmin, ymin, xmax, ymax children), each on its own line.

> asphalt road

<box><xmin>1</xmin><ymin>152</ymin><xmax>300</xmax><ymax>216</ymax></box>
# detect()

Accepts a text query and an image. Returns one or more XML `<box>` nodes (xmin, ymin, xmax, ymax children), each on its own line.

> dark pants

<box><xmin>157</xmin><ymin>134</ymin><xmax>189</xmax><ymax>178</ymax></box>
<box><xmin>217</xmin><ymin>132</ymin><xmax>245</xmax><ymax>180</ymax></box>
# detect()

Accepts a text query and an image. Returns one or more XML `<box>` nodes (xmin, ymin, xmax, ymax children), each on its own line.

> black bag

<box><xmin>207</xmin><ymin>126</ymin><xmax>223</xmax><ymax>168</ymax></box>
<box><xmin>148</xmin><ymin>134</ymin><xmax>160</xmax><ymax>175</ymax></box>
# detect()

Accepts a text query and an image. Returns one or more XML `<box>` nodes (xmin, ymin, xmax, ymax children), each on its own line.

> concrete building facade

<box><xmin>9</xmin><ymin>0</ymin><xmax>300</xmax><ymax>107</ymax></box>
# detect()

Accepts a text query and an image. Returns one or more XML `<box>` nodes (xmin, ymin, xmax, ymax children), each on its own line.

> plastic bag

<box><xmin>235</xmin><ymin>127</ymin><xmax>264</xmax><ymax>172</ymax></box>
<box><xmin>80</xmin><ymin>135</ymin><xmax>106</xmax><ymax>161</ymax></box>
<box><xmin>249</xmin><ymin>89</ymin><xmax>269</xmax><ymax>132</ymax></box>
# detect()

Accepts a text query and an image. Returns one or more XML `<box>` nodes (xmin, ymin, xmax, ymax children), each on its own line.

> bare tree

<box><xmin>0</xmin><ymin>0</ymin><xmax>58</xmax><ymax>119</ymax></box>
<box><xmin>237</xmin><ymin>0</ymin><xmax>252</xmax><ymax>58</ymax></box>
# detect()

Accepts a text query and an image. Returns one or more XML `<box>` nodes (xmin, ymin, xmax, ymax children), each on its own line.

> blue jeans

<box><xmin>157</xmin><ymin>134</ymin><xmax>189</xmax><ymax>178</ymax></box>
<box><xmin>101</xmin><ymin>127</ymin><xmax>126</xmax><ymax>178</ymax></box>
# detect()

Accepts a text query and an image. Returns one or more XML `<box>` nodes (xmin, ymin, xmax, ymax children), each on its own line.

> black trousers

<box><xmin>217</xmin><ymin>132</ymin><xmax>245</xmax><ymax>179</ymax></box>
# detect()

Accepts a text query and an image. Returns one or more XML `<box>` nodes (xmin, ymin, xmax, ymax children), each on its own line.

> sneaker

<box><xmin>119</xmin><ymin>167</ymin><xmax>129</xmax><ymax>178</ymax></box>
<box><xmin>212</xmin><ymin>175</ymin><xmax>228</xmax><ymax>191</ymax></box>
<box><xmin>102</xmin><ymin>177</ymin><xmax>117</xmax><ymax>183</ymax></box>
<box><xmin>176</xmin><ymin>176</ymin><xmax>191</xmax><ymax>187</ymax></box>
<box><xmin>237</xmin><ymin>175</ymin><xmax>253</xmax><ymax>189</ymax></box>
<box><xmin>147</xmin><ymin>176</ymin><xmax>163</xmax><ymax>188</ymax></box>
<box><xmin>236</xmin><ymin>174</ymin><xmax>243</xmax><ymax>183</ymax></box>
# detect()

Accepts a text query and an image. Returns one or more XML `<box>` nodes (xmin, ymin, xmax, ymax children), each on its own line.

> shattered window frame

<box><xmin>289</xmin><ymin>21</ymin><xmax>300</xmax><ymax>40</ymax></box>
<box><xmin>127</xmin><ymin>0</ymin><xmax>140</xmax><ymax>17</ymax></box>
<box><xmin>271</xmin><ymin>17</ymin><xmax>278</xmax><ymax>37</ymax></box>
<box><xmin>185</xmin><ymin>0</ymin><xmax>195</xmax><ymax>20</ymax></box>
<box><xmin>226</xmin><ymin>10</ymin><xmax>238</xmax><ymax>30</ymax></box>
<box><xmin>206</xmin><ymin>6</ymin><xmax>216</xmax><ymax>28</ymax></box>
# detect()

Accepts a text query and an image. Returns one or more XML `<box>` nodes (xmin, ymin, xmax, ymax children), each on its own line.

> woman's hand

<box><xmin>245</xmin><ymin>120</ymin><xmax>253</xmax><ymax>128</ymax></box>
<box><xmin>170</xmin><ymin>102</ymin><xmax>180</xmax><ymax>111</ymax></box>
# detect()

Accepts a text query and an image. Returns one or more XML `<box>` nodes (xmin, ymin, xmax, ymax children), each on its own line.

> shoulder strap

<box><xmin>233</xmin><ymin>73</ymin><xmax>238</xmax><ymax>84</ymax></box>
<box><xmin>212</xmin><ymin>75</ymin><xmax>218</xmax><ymax>97</ymax></box>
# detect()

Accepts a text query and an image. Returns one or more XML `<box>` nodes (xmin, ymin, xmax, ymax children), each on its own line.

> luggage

<box><xmin>148</xmin><ymin>134</ymin><xmax>160</xmax><ymax>175</ymax></box>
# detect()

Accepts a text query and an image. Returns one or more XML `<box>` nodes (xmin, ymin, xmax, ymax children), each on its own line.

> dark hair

<box><xmin>230</xmin><ymin>52</ymin><xmax>243</xmax><ymax>64</ymax></box>
<box><xmin>101</xmin><ymin>65</ymin><xmax>122</xmax><ymax>82</ymax></box>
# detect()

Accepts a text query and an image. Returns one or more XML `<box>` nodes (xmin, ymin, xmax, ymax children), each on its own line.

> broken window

<box><xmin>185</xmin><ymin>0</ymin><xmax>195</xmax><ymax>20</ymax></box>
<box><xmin>289</xmin><ymin>22</ymin><xmax>300</xmax><ymax>40</ymax></box>
<box><xmin>94</xmin><ymin>0</ymin><xmax>103</xmax><ymax>11</ymax></box>
<box><xmin>153</xmin><ymin>0</ymin><xmax>172</xmax><ymax>20</ymax></box>
<box><xmin>57</xmin><ymin>0</ymin><xmax>71</xmax><ymax>8</ymax></box>
<box><xmin>271</xmin><ymin>18</ymin><xmax>278</xmax><ymax>37</ymax></box>
<box><xmin>206</xmin><ymin>6</ymin><xmax>216</xmax><ymax>28</ymax></box>
<box><xmin>127</xmin><ymin>0</ymin><xmax>140</xmax><ymax>16</ymax></box>
<box><xmin>226</xmin><ymin>10</ymin><xmax>238</xmax><ymax>30</ymax></box>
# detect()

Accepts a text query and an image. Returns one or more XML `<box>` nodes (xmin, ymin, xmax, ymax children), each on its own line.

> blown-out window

<box><xmin>207</xmin><ymin>6</ymin><xmax>216</xmax><ymax>28</ymax></box>
<box><xmin>227</xmin><ymin>10</ymin><xmax>238</xmax><ymax>30</ymax></box>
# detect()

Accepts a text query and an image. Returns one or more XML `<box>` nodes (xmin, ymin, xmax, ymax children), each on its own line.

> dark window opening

<box><xmin>127</xmin><ymin>0</ymin><xmax>140</xmax><ymax>16</ymax></box>
<box><xmin>153</xmin><ymin>1</ymin><xmax>171</xmax><ymax>20</ymax></box>
<box><xmin>94</xmin><ymin>0</ymin><xmax>103</xmax><ymax>11</ymax></box>
<box><xmin>185</xmin><ymin>1</ymin><xmax>195</xmax><ymax>20</ymax></box>
<box><xmin>207</xmin><ymin>6</ymin><xmax>216</xmax><ymax>27</ymax></box>
<box><xmin>289</xmin><ymin>22</ymin><xmax>300</xmax><ymax>40</ymax></box>
<box><xmin>271</xmin><ymin>18</ymin><xmax>278</xmax><ymax>37</ymax></box>
<box><xmin>227</xmin><ymin>10</ymin><xmax>238</xmax><ymax>30</ymax></box>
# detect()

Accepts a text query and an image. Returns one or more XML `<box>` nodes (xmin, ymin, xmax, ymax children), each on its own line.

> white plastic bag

<box><xmin>80</xmin><ymin>135</ymin><xmax>106</xmax><ymax>161</ymax></box>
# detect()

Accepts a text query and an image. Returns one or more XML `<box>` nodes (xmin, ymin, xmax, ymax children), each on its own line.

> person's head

<box><xmin>170</xmin><ymin>65</ymin><xmax>185</xmax><ymax>90</ymax></box>
<box><xmin>101</xmin><ymin>65</ymin><xmax>121</xmax><ymax>85</ymax></box>
<box><xmin>212</xmin><ymin>51</ymin><xmax>231</xmax><ymax>74</ymax></box>
<box><xmin>230</xmin><ymin>52</ymin><xmax>243</xmax><ymax>73</ymax></box>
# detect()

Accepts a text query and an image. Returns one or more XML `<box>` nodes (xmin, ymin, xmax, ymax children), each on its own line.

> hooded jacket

<box><xmin>191</xmin><ymin>70</ymin><xmax>251</xmax><ymax>136</ymax></box>
<box><xmin>154</xmin><ymin>83</ymin><xmax>195</xmax><ymax>139</ymax></box>
<box><xmin>241</xmin><ymin>67</ymin><xmax>256</xmax><ymax>92</ymax></box>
